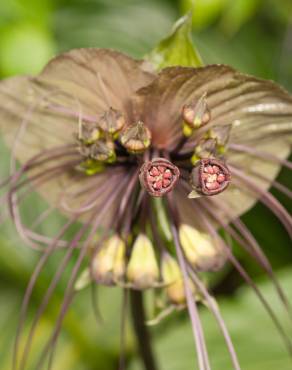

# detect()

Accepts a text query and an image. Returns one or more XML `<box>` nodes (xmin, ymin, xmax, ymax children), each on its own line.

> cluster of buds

<box><xmin>182</xmin><ymin>92</ymin><xmax>211</xmax><ymax>137</ymax></box>
<box><xmin>77</xmin><ymin>108</ymin><xmax>154</xmax><ymax>173</ymax></box>
<box><xmin>77</xmin><ymin>107</ymin><xmax>125</xmax><ymax>166</ymax></box>
<box><xmin>90</xmin><ymin>228</ymin><xmax>225</xmax><ymax>308</ymax></box>
<box><xmin>189</xmin><ymin>158</ymin><xmax>231</xmax><ymax>197</ymax></box>
<box><xmin>91</xmin><ymin>233</ymin><xmax>160</xmax><ymax>290</ymax></box>
<box><xmin>139</xmin><ymin>158</ymin><xmax>180</xmax><ymax>197</ymax></box>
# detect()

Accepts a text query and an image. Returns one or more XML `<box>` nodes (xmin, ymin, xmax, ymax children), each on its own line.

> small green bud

<box><xmin>161</xmin><ymin>253</ymin><xmax>186</xmax><ymax>305</ymax></box>
<box><xmin>182</xmin><ymin>92</ymin><xmax>211</xmax><ymax>131</ymax></box>
<box><xmin>208</xmin><ymin>125</ymin><xmax>231</xmax><ymax>147</ymax></box>
<box><xmin>126</xmin><ymin>234</ymin><xmax>159</xmax><ymax>289</ymax></box>
<box><xmin>98</xmin><ymin>107</ymin><xmax>126</xmax><ymax>136</ymax></box>
<box><xmin>191</xmin><ymin>138</ymin><xmax>217</xmax><ymax>164</ymax></box>
<box><xmin>189</xmin><ymin>126</ymin><xmax>231</xmax><ymax>164</ymax></box>
<box><xmin>90</xmin><ymin>140</ymin><xmax>116</xmax><ymax>163</ymax></box>
<box><xmin>78</xmin><ymin>121</ymin><xmax>101</xmax><ymax>145</ymax></box>
<box><xmin>179</xmin><ymin>224</ymin><xmax>226</xmax><ymax>272</ymax></box>
<box><xmin>120</xmin><ymin>121</ymin><xmax>151</xmax><ymax>153</ymax></box>
<box><xmin>92</xmin><ymin>235</ymin><xmax>126</xmax><ymax>285</ymax></box>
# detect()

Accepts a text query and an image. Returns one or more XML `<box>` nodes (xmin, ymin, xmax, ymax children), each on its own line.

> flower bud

<box><xmin>179</xmin><ymin>224</ymin><xmax>226</xmax><ymax>271</ymax></box>
<box><xmin>91</xmin><ymin>234</ymin><xmax>126</xmax><ymax>285</ymax></box>
<box><xmin>182</xmin><ymin>93</ymin><xmax>211</xmax><ymax>130</ymax></box>
<box><xmin>161</xmin><ymin>253</ymin><xmax>186</xmax><ymax>305</ymax></box>
<box><xmin>189</xmin><ymin>158</ymin><xmax>231</xmax><ymax>197</ymax></box>
<box><xmin>90</xmin><ymin>140</ymin><xmax>116</xmax><ymax>163</ymax></box>
<box><xmin>139</xmin><ymin>158</ymin><xmax>180</xmax><ymax>197</ymax></box>
<box><xmin>191</xmin><ymin>138</ymin><xmax>217</xmax><ymax>164</ymax></box>
<box><xmin>78</xmin><ymin>122</ymin><xmax>101</xmax><ymax>145</ymax></box>
<box><xmin>98</xmin><ymin>107</ymin><xmax>126</xmax><ymax>135</ymax></box>
<box><xmin>209</xmin><ymin>125</ymin><xmax>231</xmax><ymax>148</ymax></box>
<box><xmin>126</xmin><ymin>234</ymin><xmax>159</xmax><ymax>289</ymax></box>
<box><xmin>120</xmin><ymin>121</ymin><xmax>151</xmax><ymax>153</ymax></box>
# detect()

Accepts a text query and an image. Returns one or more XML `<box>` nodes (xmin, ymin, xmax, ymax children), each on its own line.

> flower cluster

<box><xmin>0</xmin><ymin>46</ymin><xmax>292</xmax><ymax>370</ymax></box>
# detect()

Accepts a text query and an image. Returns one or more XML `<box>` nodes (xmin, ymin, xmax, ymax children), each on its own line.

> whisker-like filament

<box><xmin>195</xmin><ymin>203</ymin><xmax>292</xmax><ymax>356</ymax></box>
<box><xmin>200</xmin><ymin>195</ymin><xmax>292</xmax><ymax>324</ymax></box>
<box><xmin>230</xmin><ymin>166</ymin><xmax>292</xmax><ymax>237</ymax></box>
<box><xmin>19</xmin><ymin>213</ymin><xmax>94</xmax><ymax>370</ymax></box>
<box><xmin>7</xmin><ymin>159</ymin><xmax>82</xmax><ymax>250</ymax></box>
<box><xmin>35</xmin><ymin>172</ymin><xmax>131</xmax><ymax>369</ymax></box>
<box><xmin>229</xmin><ymin>163</ymin><xmax>292</xmax><ymax>199</ymax></box>
<box><xmin>229</xmin><ymin>143</ymin><xmax>292</xmax><ymax>170</ymax></box>
<box><xmin>166</xmin><ymin>195</ymin><xmax>211</xmax><ymax>370</ymax></box>
<box><xmin>18</xmin><ymin>168</ymin><xmax>132</xmax><ymax>368</ymax></box>
<box><xmin>60</xmin><ymin>169</ymin><xmax>126</xmax><ymax>214</ymax></box>
<box><xmin>10</xmin><ymin>157</ymin><xmax>81</xmax><ymax>194</ymax></box>
<box><xmin>187</xmin><ymin>267</ymin><xmax>241</xmax><ymax>370</ymax></box>
<box><xmin>13</xmin><ymin>215</ymin><xmax>79</xmax><ymax>370</ymax></box>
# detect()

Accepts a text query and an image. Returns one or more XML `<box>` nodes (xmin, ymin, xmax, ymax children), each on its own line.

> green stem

<box><xmin>130</xmin><ymin>290</ymin><xmax>158</xmax><ymax>370</ymax></box>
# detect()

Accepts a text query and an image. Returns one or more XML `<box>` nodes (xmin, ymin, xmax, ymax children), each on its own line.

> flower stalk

<box><xmin>130</xmin><ymin>290</ymin><xmax>158</xmax><ymax>370</ymax></box>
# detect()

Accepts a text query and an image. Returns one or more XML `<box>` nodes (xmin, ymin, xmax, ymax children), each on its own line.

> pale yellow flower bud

<box><xmin>120</xmin><ymin>121</ymin><xmax>151</xmax><ymax>153</ymax></box>
<box><xmin>92</xmin><ymin>234</ymin><xmax>126</xmax><ymax>285</ymax></box>
<box><xmin>127</xmin><ymin>234</ymin><xmax>159</xmax><ymax>289</ymax></box>
<box><xmin>179</xmin><ymin>224</ymin><xmax>226</xmax><ymax>271</ymax></box>
<box><xmin>161</xmin><ymin>253</ymin><xmax>186</xmax><ymax>305</ymax></box>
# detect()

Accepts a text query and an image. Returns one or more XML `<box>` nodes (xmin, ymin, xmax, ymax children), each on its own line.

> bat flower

<box><xmin>0</xmin><ymin>47</ymin><xmax>292</xmax><ymax>370</ymax></box>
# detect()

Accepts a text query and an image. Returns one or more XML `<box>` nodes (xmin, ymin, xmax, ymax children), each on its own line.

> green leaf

<box><xmin>145</xmin><ymin>13</ymin><xmax>203</xmax><ymax>71</ymax></box>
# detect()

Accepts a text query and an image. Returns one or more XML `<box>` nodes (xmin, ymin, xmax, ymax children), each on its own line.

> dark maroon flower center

<box><xmin>190</xmin><ymin>158</ymin><xmax>231</xmax><ymax>196</ymax></box>
<box><xmin>201</xmin><ymin>164</ymin><xmax>227</xmax><ymax>191</ymax></box>
<box><xmin>199</xmin><ymin>159</ymin><xmax>230</xmax><ymax>195</ymax></box>
<box><xmin>148</xmin><ymin>165</ymin><xmax>173</xmax><ymax>190</ymax></box>
<box><xmin>139</xmin><ymin>158</ymin><xmax>180</xmax><ymax>197</ymax></box>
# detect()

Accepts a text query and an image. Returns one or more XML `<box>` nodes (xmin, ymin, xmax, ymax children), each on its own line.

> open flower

<box><xmin>0</xmin><ymin>31</ymin><xmax>292</xmax><ymax>370</ymax></box>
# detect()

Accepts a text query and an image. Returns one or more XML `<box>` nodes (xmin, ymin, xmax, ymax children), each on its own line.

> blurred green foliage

<box><xmin>131</xmin><ymin>269</ymin><xmax>292</xmax><ymax>370</ymax></box>
<box><xmin>0</xmin><ymin>0</ymin><xmax>291</xmax><ymax>369</ymax></box>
